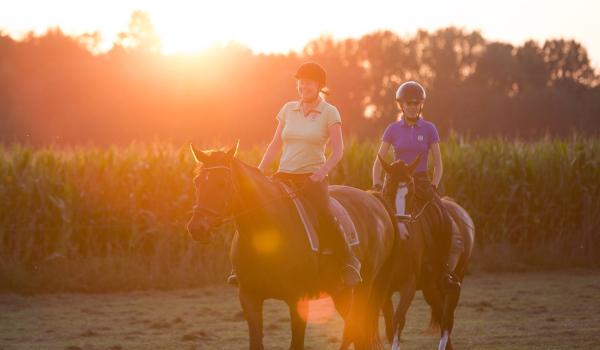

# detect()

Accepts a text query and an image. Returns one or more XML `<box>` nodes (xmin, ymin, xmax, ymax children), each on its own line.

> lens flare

<box><xmin>298</xmin><ymin>293</ymin><xmax>336</xmax><ymax>324</ymax></box>
<box><xmin>252</xmin><ymin>229</ymin><xmax>280</xmax><ymax>254</ymax></box>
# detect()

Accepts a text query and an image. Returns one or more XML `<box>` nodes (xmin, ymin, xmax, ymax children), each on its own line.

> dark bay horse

<box><xmin>186</xmin><ymin>143</ymin><xmax>397</xmax><ymax>350</ymax></box>
<box><xmin>377</xmin><ymin>155</ymin><xmax>475</xmax><ymax>350</ymax></box>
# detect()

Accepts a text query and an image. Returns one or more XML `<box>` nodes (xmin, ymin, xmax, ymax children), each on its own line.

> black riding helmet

<box><xmin>295</xmin><ymin>62</ymin><xmax>327</xmax><ymax>87</ymax></box>
<box><xmin>395</xmin><ymin>81</ymin><xmax>426</xmax><ymax>103</ymax></box>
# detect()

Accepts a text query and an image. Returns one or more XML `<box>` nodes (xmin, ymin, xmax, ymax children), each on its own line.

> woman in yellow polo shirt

<box><xmin>228</xmin><ymin>62</ymin><xmax>361</xmax><ymax>287</ymax></box>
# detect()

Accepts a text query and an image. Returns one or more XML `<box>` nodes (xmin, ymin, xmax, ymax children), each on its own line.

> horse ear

<box><xmin>190</xmin><ymin>143</ymin><xmax>209</xmax><ymax>164</ymax></box>
<box><xmin>378</xmin><ymin>154</ymin><xmax>393</xmax><ymax>174</ymax></box>
<box><xmin>408</xmin><ymin>153</ymin><xmax>423</xmax><ymax>173</ymax></box>
<box><xmin>226</xmin><ymin>140</ymin><xmax>239</xmax><ymax>159</ymax></box>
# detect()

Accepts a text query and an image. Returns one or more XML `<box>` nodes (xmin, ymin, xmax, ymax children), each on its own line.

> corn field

<box><xmin>1</xmin><ymin>136</ymin><xmax>599</xmax><ymax>293</ymax></box>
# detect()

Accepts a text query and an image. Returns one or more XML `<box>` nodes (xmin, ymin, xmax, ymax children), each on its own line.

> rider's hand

<box><xmin>309</xmin><ymin>168</ymin><xmax>327</xmax><ymax>182</ymax></box>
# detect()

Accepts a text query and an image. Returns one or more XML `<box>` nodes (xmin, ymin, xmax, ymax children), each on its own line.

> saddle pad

<box><xmin>278</xmin><ymin>182</ymin><xmax>360</xmax><ymax>252</ymax></box>
<box><xmin>329</xmin><ymin>197</ymin><xmax>360</xmax><ymax>247</ymax></box>
<box><xmin>279</xmin><ymin>182</ymin><xmax>319</xmax><ymax>251</ymax></box>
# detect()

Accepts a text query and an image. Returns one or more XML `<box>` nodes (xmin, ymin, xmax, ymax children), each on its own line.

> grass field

<box><xmin>1</xmin><ymin>270</ymin><xmax>599</xmax><ymax>350</ymax></box>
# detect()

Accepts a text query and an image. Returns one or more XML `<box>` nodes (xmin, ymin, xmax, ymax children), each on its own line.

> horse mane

<box><xmin>230</xmin><ymin>157</ymin><xmax>273</xmax><ymax>186</ymax></box>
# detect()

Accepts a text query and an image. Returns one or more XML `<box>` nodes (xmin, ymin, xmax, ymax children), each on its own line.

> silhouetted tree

<box><xmin>0</xmin><ymin>16</ymin><xmax>599</xmax><ymax>146</ymax></box>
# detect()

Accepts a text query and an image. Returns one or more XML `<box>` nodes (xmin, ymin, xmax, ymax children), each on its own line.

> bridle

<box><xmin>192</xmin><ymin>165</ymin><xmax>236</xmax><ymax>231</ymax></box>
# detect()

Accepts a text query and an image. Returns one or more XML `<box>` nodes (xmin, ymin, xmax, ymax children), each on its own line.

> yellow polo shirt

<box><xmin>276</xmin><ymin>99</ymin><xmax>342</xmax><ymax>174</ymax></box>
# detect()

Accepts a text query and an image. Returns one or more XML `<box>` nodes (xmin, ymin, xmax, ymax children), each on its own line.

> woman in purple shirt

<box><xmin>372</xmin><ymin>81</ymin><xmax>460</xmax><ymax>289</ymax></box>
<box><xmin>372</xmin><ymin>81</ymin><xmax>443</xmax><ymax>222</ymax></box>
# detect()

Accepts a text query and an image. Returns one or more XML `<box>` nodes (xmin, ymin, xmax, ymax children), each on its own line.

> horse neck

<box><xmin>230</xmin><ymin>159</ymin><xmax>289</xmax><ymax>232</ymax></box>
<box><xmin>230</xmin><ymin>159</ymin><xmax>312</xmax><ymax>264</ymax></box>
<box><xmin>231</xmin><ymin>158</ymin><xmax>279</xmax><ymax>205</ymax></box>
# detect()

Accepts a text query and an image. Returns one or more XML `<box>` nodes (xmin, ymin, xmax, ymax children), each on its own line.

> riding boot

<box><xmin>442</xmin><ymin>254</ymin><xmax>460</xmax><ymax>290</ymax></box>
<box><xmin>330</xmin><ymin>221</ymin><xmax>361</xmax><ymax>287</ymax></box>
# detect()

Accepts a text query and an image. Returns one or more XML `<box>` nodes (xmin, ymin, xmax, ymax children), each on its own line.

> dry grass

<box><xmin>1</xmin><ymin>270</ymin><xmax>599</xmax><ymax>349</ymax></box>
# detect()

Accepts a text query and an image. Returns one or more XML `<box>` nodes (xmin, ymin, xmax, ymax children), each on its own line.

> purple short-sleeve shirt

<box><xmin>381</xmin><ymin>117</ymin><xmax>440</xmax><ymax>173</ymax></box>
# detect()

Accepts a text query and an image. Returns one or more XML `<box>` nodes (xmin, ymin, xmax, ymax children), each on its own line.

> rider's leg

<box><xmin>442</xmin><ymin>220</ymin><xmax>463</xmax><ymax>289</ymax></box>
<box><xmin>307</xmin><ymin>177</ymin><xmax>362</xmax><ymax>287</ymax></box>
<box><xmin>413</xmin><ymin>174</ymin><xmax>460</xmax><ymax>289</ymax></box>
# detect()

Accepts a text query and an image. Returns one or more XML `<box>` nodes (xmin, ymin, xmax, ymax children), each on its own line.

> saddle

<box><xmin>277</xmin><ymin>182</ymin><xmax>360</xmax><ymax>253</ymax></box>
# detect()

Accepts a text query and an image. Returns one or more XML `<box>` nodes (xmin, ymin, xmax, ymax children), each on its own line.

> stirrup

<box><xmin>342</xmin><ymin>264</ymin><xmax>362</xmax><ymax>287</ymax></box>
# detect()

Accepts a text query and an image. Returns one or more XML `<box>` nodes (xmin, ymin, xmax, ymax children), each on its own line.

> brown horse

<box><xmin>186</xmin><ymin>143</ymin><xmax>397</xmax><ymax>350</ymax></box>
<box><xmin>377</xmin><ymin>155</ymin><xmax>475</xmax><ymax>350</ymax></box>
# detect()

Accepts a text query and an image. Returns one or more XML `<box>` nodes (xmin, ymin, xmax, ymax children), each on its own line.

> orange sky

<box><xmin>1</xmin><ymin>0</ymin><xmax>599</xmax><ymax>68</ymax></box>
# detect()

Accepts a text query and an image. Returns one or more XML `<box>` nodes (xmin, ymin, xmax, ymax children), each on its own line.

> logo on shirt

<box><xmin>417</xmin><ymin>135</ymin><xmax>424</xmax><ymax>142</ymax></box>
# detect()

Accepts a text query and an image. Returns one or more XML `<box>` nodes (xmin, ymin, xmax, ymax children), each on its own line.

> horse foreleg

<box><xmin>438</xmin><ymin>285</ymin><xmax>461</xmax><ymax>350</ymax></box>
<box><xmin>392</xmin><ymin>276</ymin><xmax>416</xmax><ymax>350</ymax></box>
<box><xmin>287</xmin><ymin>298</ymin><xmax>308</xmax><ymax>350</ymax></box>
<box><xmin>382</xmin><ymin>296</ymin><xmax>394</xmax><ymax>343</ymax></box>
<box><xmin>239</xmin><ymin>290</ymin><xmax>265</xmax><ymax>350</ymax></box>
<box><xmin>332</xmin><ymin>289</ymin><xmax>353</xmax><ymax>349</ymax></box>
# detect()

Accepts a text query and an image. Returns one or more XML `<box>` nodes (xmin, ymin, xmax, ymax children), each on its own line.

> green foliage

<box><xmin>1</xmin><ymin>137</ymin><xmax>599</xmax><ymax>293</ymax></box>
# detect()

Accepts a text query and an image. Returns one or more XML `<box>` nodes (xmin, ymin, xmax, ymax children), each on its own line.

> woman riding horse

<box><xmin>372</xmin><ymin>81</ymin><xmax>462</xmax><ymax>289</ymax></box>
<box><xmin>227</xmin><ymin>62</ymin><xmax>362</xmax><ymax>288</ymax></box>
<box><xmin>186</xmin><ymin>62</ymin><xmax>397</xmax><ymax>349</ymax></box>
<box><xmin>377</xmin><ymin>155</ymin><xmax>475</xmax><ymax>350</ymax></box>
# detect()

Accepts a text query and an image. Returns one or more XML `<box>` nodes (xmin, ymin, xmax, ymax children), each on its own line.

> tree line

<box><xmin>1</xmin><ymin>11</ymin><xmax>599</xmax><ymax>146</ymax></box>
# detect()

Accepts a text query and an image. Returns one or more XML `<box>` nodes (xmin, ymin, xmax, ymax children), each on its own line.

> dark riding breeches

<box><xmin>273</xmin><ymin>172</ymin><xmax>351</xmax><ymax>262</ymax></box>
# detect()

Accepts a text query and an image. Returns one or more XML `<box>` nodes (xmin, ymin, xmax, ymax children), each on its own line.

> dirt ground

<box><xmin>1</xmin><ymin>270</ymin><xmax>599</xmax><ymax>350</ymax></box>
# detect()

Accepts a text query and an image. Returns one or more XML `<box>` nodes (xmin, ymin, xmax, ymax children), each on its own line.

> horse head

<box><xmin>378</xmin><ymin>153</ymin><xmax>422</xmax><ymax>213</ymax></box>
<box><xmin>187</xmin><ymin>141</ymin><xmax>239</xmax><ymax>243</ymax></box>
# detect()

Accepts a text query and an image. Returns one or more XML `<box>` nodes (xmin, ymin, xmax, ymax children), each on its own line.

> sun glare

<box><xmin>140</xmin><ymin>1</ymin><xmax>306</xmax><ymax>55</ymax></box>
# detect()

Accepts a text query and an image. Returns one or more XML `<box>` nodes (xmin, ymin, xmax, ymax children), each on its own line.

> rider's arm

<box><xmin>311</xmin><ymin>123</ymin><xmax>343</xmax><ymax>181</ymax></box>
<box><xmin>372</xmin><ymin>142</ymin><xmax>391</xmax><ymax>188</ymax></box>
<box><xmin>258</xmin><ymin>119</ymin><xmax>284</xmax><ymax>173</ymax></box>
<box><xmin>430</xmin><ymin>142</ymin><xmax>443</xmax><ymax>188</ymax></box>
